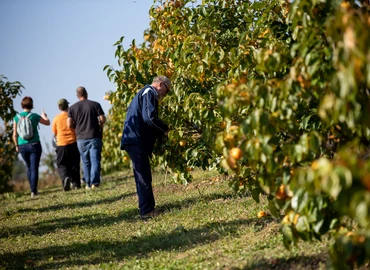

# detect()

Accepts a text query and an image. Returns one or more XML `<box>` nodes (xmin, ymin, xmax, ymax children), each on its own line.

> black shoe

<box><xmin>141</xmin><ymin>209</ymin><xmax>160</xmax><ymax>220</ymax></box>
<box><xmin>72</xmin><ymin>185</ymin><xmax>81</xmax><ymax>190</ymax></box>
<box><xmin>31</xmin><ymin>192</ymin><xmax>39</xmax><ymax>198</ymax></box>
<box><xmin>63</xmin><ymin>177</ymin><xmax>71</xmax><ymax>191</ymax></box>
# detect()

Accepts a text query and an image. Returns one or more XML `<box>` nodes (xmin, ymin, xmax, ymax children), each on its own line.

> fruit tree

<box><xmin>102</xmin><ymin>0</ymin><xmax>370</xmax><ymax>267</ymax></box>
<box><xmin>0</xmin><ymin>75</ymin><xmax>24</xmax><ymax>193</ymax></box>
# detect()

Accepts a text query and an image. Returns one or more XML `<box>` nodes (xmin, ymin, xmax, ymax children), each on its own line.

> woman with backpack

<box><xmin>12</xmin><ymin>96</ymin><xmax>50</xmax><ymax>198</ymax></box>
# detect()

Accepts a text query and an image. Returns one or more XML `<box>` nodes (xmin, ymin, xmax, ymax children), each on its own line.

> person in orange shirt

<box><xmin>52</xmin><ymin>99</ymin><xmax>81</xmax><ymax>191</ymax></box>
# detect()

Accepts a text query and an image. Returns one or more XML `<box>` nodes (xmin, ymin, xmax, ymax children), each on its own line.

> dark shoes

<box><xmin>63</xmin><ymin>177</ymin><xmax>71</xmax><ymax>191</ymax></box>
<box><xmin>141</xmin><ymin>209</ymin><xmax>161</xmax><ymax>220</ymax></box>
<box><xmin>31</xmin><ymin>192</ymin><xmax>39</xmax><ymax>198</ymax></box>
<box><xmin>71</xmin><ymin>183</ymin><xmax>81</xmax><ymax>190</ymax></box>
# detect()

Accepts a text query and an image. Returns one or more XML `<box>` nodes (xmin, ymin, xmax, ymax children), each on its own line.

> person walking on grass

<box><xmin>52</xmin><ymin>98</ymin><xmax>81</xmax><ymax>191</ymax></box>
<box><xmin>12</xmin><ymin>96</ymin><xmax>50</xmax><ymax>198</ymax></box>
<box><xmin>68</xmin><ymin>86</ymin><xmax>106</xmax><ymax>190</ymax></box>
<box><xmin>120</xmin><ymin>76</ymin><xmax>170</xmax><ymax>219</ymax></box>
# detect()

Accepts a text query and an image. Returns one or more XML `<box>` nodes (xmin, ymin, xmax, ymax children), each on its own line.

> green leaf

<box><xmin>281</xmin><ymin>224</ymin><xmax>294</xmax><ymax>249</ymax></box>
<box><xmin>200</xmin><ymin>6</ymin><xmax>207</xmax><ymax>17</ymax></box>
<box><xmin>313</xmin><ymin>219</ymin><xmax>324</xmax><ymax>234</ymax></box>
<box><xmin>113</xmin><ymin>36</ymin><xmax>125</xmax><ymax>46</ymax></box>
<box><xmin>135</xmin><ymin>71</ymin><xmax>145</xmax><ymax>84</ymax></box>
<box><xmin>295</xmin><ymin>215</ymin><xmax>309</xmax><ymax>232</ymax></box>
<box><xmin>309</xmin><ymin>132</ymin><xmax>320</xmax><ymax>153</ymax></box>
<box><xmin>251</xmin><ymin>1</ymin><xmax>267</xmax><ymax>10</ymax></box>
<box><xmin>355</xmin><ymin>201</ymin><xmax>369</xmax><ymax>227</ymax></box>
<box><xmin>268</xmin><ymin>199</ymin><xmax>280</xmax><ymax>218</ymax></box>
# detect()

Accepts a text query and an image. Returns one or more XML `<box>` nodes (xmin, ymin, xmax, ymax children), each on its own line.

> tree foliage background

<box><xmin>102</xmin><ymin>0</ymin><xmax>370</xmax><ymax>267</ymax></box>
<box><xmin>0</xmin><ymin>75</ymin><xmax>23</xmax><ymax>193</ymax></box>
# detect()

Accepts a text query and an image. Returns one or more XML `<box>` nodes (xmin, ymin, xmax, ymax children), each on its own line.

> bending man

<box><xmin>121</xmin><ymin>76</ymin><xmax>170</xmax><ymax>219</ymax></box>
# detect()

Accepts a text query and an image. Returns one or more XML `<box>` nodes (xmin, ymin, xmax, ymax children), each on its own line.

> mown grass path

<box><xmin>0</xmin><ymin>170</ymin><xmax>329</xmax><ymax>269</ymax></box>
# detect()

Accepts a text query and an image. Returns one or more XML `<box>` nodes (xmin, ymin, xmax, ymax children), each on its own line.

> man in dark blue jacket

<box><xmin>121</xmin><ymin>76</ymin><xmax>170</xmax><ymax>219</ymax></box>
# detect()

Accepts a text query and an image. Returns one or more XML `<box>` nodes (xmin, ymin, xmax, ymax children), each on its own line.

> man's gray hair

<box><xmin>152</xmin><ymin>76</ymin><xmax>171</xmax><ymax>87</ymax></box>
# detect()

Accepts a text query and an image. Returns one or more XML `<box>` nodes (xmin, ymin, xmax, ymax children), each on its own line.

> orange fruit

<box><xmin>282</xmin><ymin>215</ymin><xmax>290</xmax><ymax>224</ymax></box>
<box><xmin>311</xmin><ymin>160</ymin><xmax>319</xmax><ymax>170</ymax></box>
<box><xmin>224</xmin><ymin>134</ymin><xmax>234</xmax><ymax>142</ymax></box>
<box><xmin>227</xmin><ymin>156</ymin><xmax>237</xmax><ymax>169</ymax></box>
<box><xmin>340</xmin><ymin>1</ymin><xmax>351</xmax><ymax>10</ymax></box>
<box><xmin>229</xmin><ymin>125</ymin><xmax>239</xmax><ymax>132</ymax></box>
<box><xmin>276</xmin><ymin>184</ymin><xmax>288</xmax><ymax>200</ymax></box>
<box><xmin>361</xmin><ymin>174</ymin><xmax>370</xmax><ymax>191</ymax></box>
<box><xmin>293</xmin><ymin>214</ymin><xmax>300</xmax><ymax>225</ymax></box>
<box><xmin>258</xmin><ymin>211</ymin><xmax>267</xmax><ymax>218</ymax></box>
<box><xmin>230</xmin><ymin>147</ymin><xmax>243</xmax><ymax>160</ymax></box>
<box><xmin>179</xmin><ymin>140</ymin><xmax>187</xmax><ymax>147</ymax></box>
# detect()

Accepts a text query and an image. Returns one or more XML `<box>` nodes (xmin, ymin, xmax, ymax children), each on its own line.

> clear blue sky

<box><xmin>0</xmin><ymin>0</ymin><xmax>156</xmax><ymax>152</ymax></box>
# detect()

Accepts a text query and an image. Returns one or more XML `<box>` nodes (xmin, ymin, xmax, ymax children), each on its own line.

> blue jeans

<box><xmin>124</xmin><ymin>144</ymin><xmax>155</xmax><ymax>216</ymax></box>
<box><xmin>77</xmin><ymin>138</ymin><xmax>102</xmax><ymax>187</ymax></box>
<box><xmin>19</xmin><ymin>142</ymin><xmax>42</xmax><ymax>193</ymax></box>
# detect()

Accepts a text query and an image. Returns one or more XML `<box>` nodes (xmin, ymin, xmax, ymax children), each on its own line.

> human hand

<box><xmin>41</xmin><ymin>109</ymin><xmax>47</xmax><ymax>118</ymax></box>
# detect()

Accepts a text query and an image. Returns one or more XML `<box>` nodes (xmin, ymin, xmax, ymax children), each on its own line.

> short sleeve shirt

<box><xmin>52</xmin><ymin>111</ymin><xmax>77</xmax><ymax>146</ymax></box>
<box><xmin>68</xmin><ymin>100</ymin><xmax>105</xmax><ymax>140</ymax></box>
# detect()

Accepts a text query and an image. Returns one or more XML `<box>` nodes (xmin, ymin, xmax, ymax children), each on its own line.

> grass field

<box><xmin>0</xmin><ymin>169</ymin><xmax>331</xmax><ymax>269</ymax></box>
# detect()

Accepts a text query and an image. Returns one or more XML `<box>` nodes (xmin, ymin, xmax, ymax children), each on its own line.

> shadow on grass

<box><xmin>14</xmin><ymin>192</ymin><xmax>137</xmax><ymax>214</ymax></box>
<box><xmin>241</xmin><ymin>254</ymin><xmax>329</xmax><ymax>269</ymax></box>
<box><xmin>38</xmin><ymin>187</ymin><xmax>65</xmax><ymax>196</ymax></box>
<box><xmin>102</xmin><ymin>173</ymin><xmax>133</xmax><ymax>183</ymax></box>
<box><xmin>1</xmin><ymin>192</ymin><xmax>237</xmax><ymax>238</ymax></box>
<box><xmin>4</xmin><ymin>173</ymin><xmax>134</xmax><ymax>202</ymax></box>
<box><xmin>0</xmin><ymin>218</ymin><xmax>275</xmax><ymax>269</ymax></box>
<box><xmin>0</xmin><ymin>207</ymin><xmax>143</xmax><ymax>239</ymax></box>
<box><xmin>6</xmin><ymin>187</ymin><xmax>62</xmax><ymax>201</ymax></box>
<box><xmin>0</xmin><ymin>193</ymin><xmax>137</xmax><ymax>239</ymax></box>
<box><xmin>117</xmin><ymin>191</ymin><xmax>237</xmax><ymax>223</ymax></box>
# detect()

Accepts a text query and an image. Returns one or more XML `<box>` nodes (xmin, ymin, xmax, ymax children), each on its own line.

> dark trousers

<box><xmin>19</xmin><ymin>142</ymin><xmax>42</xmax><ymax>193</ymax></box>
<box><xmin>124</xmin><ymin>144</ymin><xmax>155</xmax><ymax>216</ymax></box>
<box><xmin>56</xmin><ymin>142</ymin><xmax>81</xmax><ymax>188</ymax></box>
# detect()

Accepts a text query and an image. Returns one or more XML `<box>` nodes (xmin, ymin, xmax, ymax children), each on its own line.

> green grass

<box><xmin>0</xmin><ymin>169</ymin><xmax>330</xmax><ymax>269</ymax></box>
